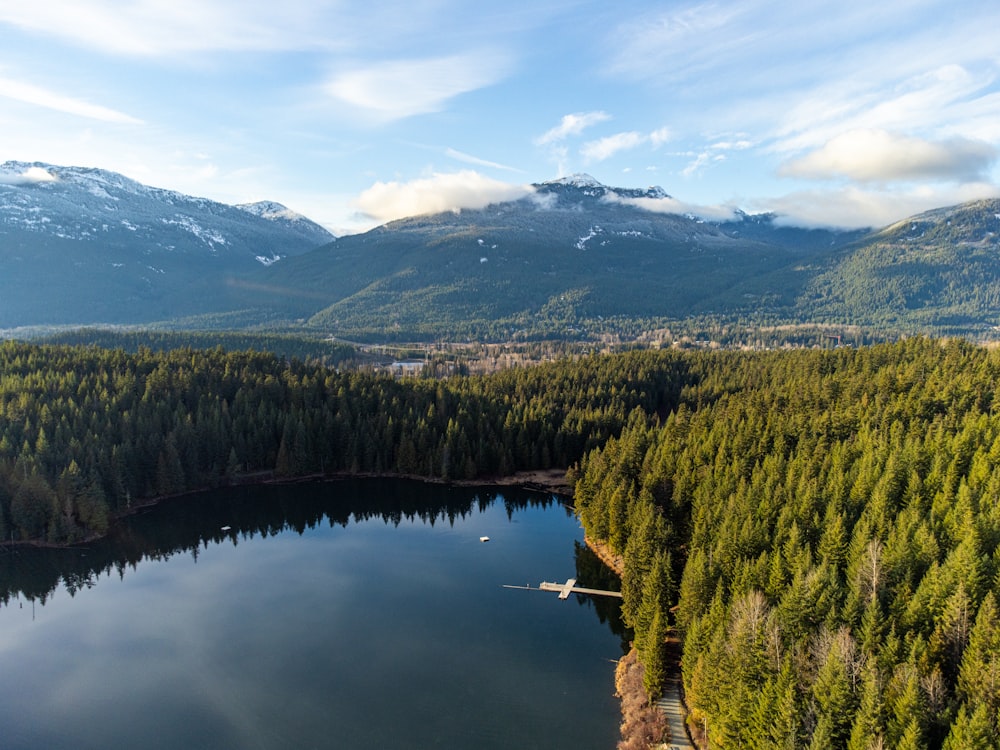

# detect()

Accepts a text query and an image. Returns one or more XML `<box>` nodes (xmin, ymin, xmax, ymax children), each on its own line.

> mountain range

<box><xmin>244</xmin><ymin>174</ymin><xmax>869</xmax><ymax>339</ymax></box>
<box><xmin>3</xmin><ymin>163</ymin><xmax>1000</xmax><ymax>342</ymax></box>
<box><xmin>0</xmin><ymin>161</ymin><xmax>333</xmax><ymax>327</ymax></box>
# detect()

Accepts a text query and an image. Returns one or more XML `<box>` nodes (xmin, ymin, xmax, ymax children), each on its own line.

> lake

<box><xmin>0</xmin><ymin>478</ymin><xmax>627</xmax><ymax>749</ymax></box>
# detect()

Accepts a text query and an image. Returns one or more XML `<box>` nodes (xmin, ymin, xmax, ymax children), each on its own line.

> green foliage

<box><xmin>0</xmin><ymin>341</ymin><xmax>685</xmax><ymax>543</ymax></box>
<box><xmin>575</xmin><ymin>337</ymin><xmax>1000</xmax><ymax>748</ymax></box>
<box><xmin>9</xmin><ymin>331</ymin><xmax>1000</xmax><ymax>749</ymax></box>
<box><xmin>37</xmin><ymin>329</ymin><xmax>364</xmax><ymax>368</ymax></box>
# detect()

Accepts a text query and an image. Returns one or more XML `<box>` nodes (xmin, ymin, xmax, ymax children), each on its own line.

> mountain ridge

<box><xmin>3</xmin><ymin>163</ymin><xmax>1000</xmax><ymax>342</ymax></box>
<box><xmin>0</xmin><ymin>161</ymin><xmax>334</xmax><ymax>326</ymax></box>
<box><xmin>245</xmin><ymin>175</ymin><xmax>865</xmax><ymax>338</ymax></box>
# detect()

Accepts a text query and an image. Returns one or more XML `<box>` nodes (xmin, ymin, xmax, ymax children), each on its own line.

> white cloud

<box><xmin>0</xmin><ymin>76</ymin><xmax>143</xmax><ymax>123</ymax></box>
<box><xmin>581</xmin><ymin>131</ymin><xmax>645</xmax><ymax>163</ymax></box>
<box><xmin>649</xmin><ymin>127</ymin><xmax>672</xmax><ymax>147</ymax></box>
<box><xmin>762</xmin><ymin>182</ymin><xmax>1000</xmax><ymax>229</ymax></box>
<box><xmin>353</xmin><ymin>171</ymin><xmax>534</xmax><ymax>223</ymax></box>
<box><xmin>773</xmin><ymin>65</ymin><xmax>998</xmax><ymax>155</ymax></box>
<box><xmin>779</xmin><ymin>129</ymin><xmax>997</xmax><ymax>183</ymax></box>
<box><xmin>535</xmin><ymin>112</ymin><xmax>611</xmax><ymax>146</ymax></box>
<box><xmin>608</xmin><ymin>2</ymin><xmax>745</xmax><ymax>81</ymax></box>
<box><xmin>0</xmin><ymin>1</ymin><xmax>346</xmax><ymax>56</ymax></box>
<box><xmin>710</xmin><ymin>138</ymin><xmax>752</xmax><ymax>151</ymax></box>
<box><xmin>577</xmin><ymin>125</ymin><xmax>675</xmax><ymax>163</ymax></box>
<box><xmin>606</xmin><ymin>1</ymin><xmax>1000</xmax><ymax>195</ymax></box>
<box><xmin>682</xmin><ymin>151</ymin><xmax>726</xmax><ymax>178</ymax></box>
<box><xmin>0</xmin><ymin>166</ymin><xmax>59</xmax><ymax>185</ymax></box>
<box><xmin>608</xmin><ymin>194</ymin><xmax>739</xmax><ymax>222</ymax></box>
<box><xmin>325</xmin><ymin>53</ymin><xmax>510</xmax><ymax>122</ymax></box>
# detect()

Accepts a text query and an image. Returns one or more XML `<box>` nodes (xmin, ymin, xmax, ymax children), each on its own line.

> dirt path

<box><xmin>655</xmin><ymin>676</ymin><xmax>694</xmax><ymax>749</ymax></box>
<box><xmin>654</xmin><ymin>636</ymin><xmax>694</xmax><ymax>749</ymax></box>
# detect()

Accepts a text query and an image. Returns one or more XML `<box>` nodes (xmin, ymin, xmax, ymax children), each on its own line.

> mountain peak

<box><xmin>547</xmin><ymin>173</ymin><xmax>605</xmax><ymax>189</ymax></box>
<box><xmin>237</xmin><ymin>201</ymin><xmax>303</xmax><ymax>222</ymax></box>
<box><xmin>534</xmin><ymin>174</ymin><xmax>671</xmax><ymax>202</ymax></box>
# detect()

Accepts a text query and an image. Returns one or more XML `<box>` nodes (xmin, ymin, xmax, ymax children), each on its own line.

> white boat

<box><xmin>480</xmin><ymin>536</ymin><xmax>490</xmax><ymax>542</ymax></box>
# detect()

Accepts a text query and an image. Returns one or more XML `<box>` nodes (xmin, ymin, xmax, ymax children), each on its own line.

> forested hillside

<box><xmin>38</xmin><ymin>329</ymin><xmax>364</xmax><ymax>368</ymax></box>
<box><xmin>576</xmin><ymin>338</ymin><xmax>1000</xmax><ymax>749</ymax></box>
<box><xmin>0</xmin><ymin>341</ymin><xmax>684</xmax><ymax>544</ymax></box>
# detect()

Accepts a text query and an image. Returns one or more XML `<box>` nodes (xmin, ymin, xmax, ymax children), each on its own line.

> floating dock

<box><xmin>503</xmin><ymin>577</ymin><xmax>623</xmax><ymax>600</ymax></box>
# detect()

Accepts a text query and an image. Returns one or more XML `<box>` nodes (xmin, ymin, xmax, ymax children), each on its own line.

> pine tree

<box><xmin>809</xmin><ymin>630</ymin><xmax>858</xmax><ymax>750</ymax></box>
<box><xmin>895</xmin><ymin>719</ymin><xmax>926</xmax><ymax>750</ymax></box>
<box><xmin>941</xmin><ymin>703</ymin><xmax>998</xmax><ymax>750</ymax></box>
<box><xmin>958</xmin><ymin>592</ymin><xmax>1000</xmax><ymax>722</ymax></box>
<box><xmin>847</xmin><ymin>663</ymin><xmax>885</xmax><ymax>750</ymax></box>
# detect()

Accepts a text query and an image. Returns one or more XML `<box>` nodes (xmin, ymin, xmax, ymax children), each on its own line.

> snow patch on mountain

<box><xmin>550</xmin><ymin>173</ymin><xmax>605</xmax><ymax>190</ymax></box>
<box><xmin>237</xmin><ymin>201</ymin><xmax>306</xmax><ymax>222</ymax></box>
<box><xmin>160</xmin><ymin>215</ymin><xmax>227</xmax><ymax>249</ymax></box>
<box><xmin>576</xmin><ymin>225</ymin><xmax>602</xmax><ymax>249</ymax></box>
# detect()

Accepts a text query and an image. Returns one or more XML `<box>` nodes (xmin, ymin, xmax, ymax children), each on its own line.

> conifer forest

<box><xmin>2</xmin><ymin>337</ymin><xmax>1000</xmax><ymax>748</ymax></box>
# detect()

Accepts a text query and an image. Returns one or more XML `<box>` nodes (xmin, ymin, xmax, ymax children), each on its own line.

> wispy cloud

<box><xmin>325</xmin><ymin>53</ymin><xmax>511</xmax><ymax>122</ymax></box>
<box><xmin>649</xmin><ymin>127</ymin><xmax>672</xmax><ymax>147</ymax></box>
<box><xmin>353</xmin><ymin>171</ymin><xmax>533</xmax><ymax>223</ymax></box>
<box><xmin>676</xmin><ymin>135</ymin><xmax>750</xmax><ymax>178</ymax></box>
<box><xmin>535</xmin><ymin>112</ymin><xmax>611</xmax><ymax>146</ymax></box>
<box><xmin>0</xmin><ymin>76</ymin><xmax>143</xmax><ymax>123</ymax></box>
<box><xmin>608</xmin><ymin>2</ymin><xmax>745</xmax><ymax>83</ymax></box>
<box><xmin>605</xmin><ymin>1</ymin><xmax>1000</xmax><ymax>197</ymax></box>
<box><xmin>581</xmin><ymin>131</ymin><xmax>645</xmax><ymax>163</ymax></box>
<box><xmin>0</xmin><ymin>1</ymin><xmax>345</xmax><ymax>56</ymax></box>
<box><xmin>780</xmin><ymin>129</ymin><xmax>997</xmax><ymax>183</ymax></box>
<box><xmin>581</xmin><ymin>126</ymin><xmax>675</xmax><ymax>163</ymax></box>
<box><xmin>682</xmin><ymin>151</ymin><xmax>722</xmax><ymax>178</ymax></box>
<box><xmin>444</xmin><ymin>148</ymin><xmax>522</xmax><ymax>173</ymax></box>
<box><xmin>772</xmin><ymin>64</ymin><xmax>999</xmax><ymax>155</ymax></box>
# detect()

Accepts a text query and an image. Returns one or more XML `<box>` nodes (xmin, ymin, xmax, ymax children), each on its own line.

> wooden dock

<box><xmin>503</xmin><ymin>578</ymin><xmax>623</xmax><ymax>600</ymax></box>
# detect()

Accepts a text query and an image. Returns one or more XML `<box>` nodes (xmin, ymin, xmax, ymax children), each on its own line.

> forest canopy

<box><xmin>575</xmin><ymin>337</ymin><xmax>1000</xmax><ymax>749</ymax></box>
<box><xmin>3</xmin><ymin>336</ymin><xmax>1000</xmax><ymax>748</ymax></box>
<box><xmin>0</xmin><ymin>341</ymin><xmax>683</xmax><ymax>544</ymax></box>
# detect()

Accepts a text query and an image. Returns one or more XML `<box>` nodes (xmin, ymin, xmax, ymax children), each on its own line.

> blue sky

<box><xmin>1</xmin><ymin>0</ymin><xmax>998</xmax><ymax>234</ymax></box>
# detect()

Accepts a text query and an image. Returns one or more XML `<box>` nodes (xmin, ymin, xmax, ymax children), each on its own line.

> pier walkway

<box><xmin>502</xmin><ymin>578</ymin><xmax>623</xmax><ymax>600</ymax></box>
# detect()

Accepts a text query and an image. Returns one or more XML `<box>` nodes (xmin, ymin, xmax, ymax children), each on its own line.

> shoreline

<box><xmin>1</xmin><ymin>467</ymin><xmax>576</xmax><ymax>551</ymax></box>
<box><xmin>584</xmin><ymin>534</ymin><xmax>624</xmax><ymax>577</ymax></box>
<box><xmin>3</xmin><ymin>465</ymin><xmax>652</xmax><ymax>748</ymax></box>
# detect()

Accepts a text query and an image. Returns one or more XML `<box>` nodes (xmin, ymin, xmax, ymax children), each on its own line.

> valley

<box><xmin>5</xmin><ymin>164</ymin><xmax>1000</xmax><ymax>345</ymax></box>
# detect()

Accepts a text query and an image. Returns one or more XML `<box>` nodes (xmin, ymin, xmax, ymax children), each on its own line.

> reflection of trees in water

<box><xmin>0</xmin><ymin>478</ymin><xmax>557</xmax><ymax>605</ymax></box>
<box><xmin>573</xmin><ymin>540</ymin><xmax>631</xmax><ymax>649</ymax></box>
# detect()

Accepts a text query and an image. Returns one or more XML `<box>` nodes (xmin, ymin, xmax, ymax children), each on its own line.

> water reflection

<box><xmin>1</xmin><ymin>479</ymin><xmax>626</xmax><ymax>643</ymax></box>
<box><xmin>0</xmin><ymin>477</ymin><xmax>628</xmax><ymax>750</ymax></box>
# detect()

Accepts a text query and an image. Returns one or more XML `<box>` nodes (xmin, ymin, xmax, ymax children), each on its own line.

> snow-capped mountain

<box><xmin>0</xmin><ymin>161</ymin><xmax>334</xmax><ymax>327</ymax></box>
<box><xmin>249</xmin><ymin>173</ymin><xmax>867</xmax><ymax>338</ymax></box>
<box><xmin>535</xmin><ymin>173</ymin><xmax>671</xmax><ymax>202</ymax></box>
<box><xmin>13</xmin><ymin>166</ymin><xmax>992</xmax><ymax>341</ymax></box>
<box><xmin>0</xmin><ymin>161</ymin><xmax>333</xmax><ymax>253</ymax></box>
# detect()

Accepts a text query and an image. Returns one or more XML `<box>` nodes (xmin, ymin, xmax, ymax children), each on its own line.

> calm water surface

<box><xmin>0</xmin><ymin>479</ymin><xmax>626</xmax><ymax>749</ymax></box>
